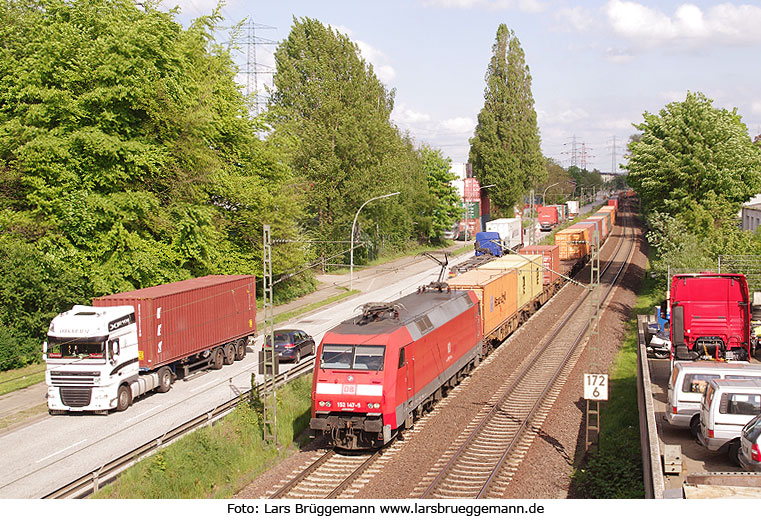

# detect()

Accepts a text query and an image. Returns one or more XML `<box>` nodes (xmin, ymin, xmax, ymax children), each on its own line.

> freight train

<box><xmin>310</xmin><ymin>203</ymin><xmax>620</xmax><ymax>449</ymax></box>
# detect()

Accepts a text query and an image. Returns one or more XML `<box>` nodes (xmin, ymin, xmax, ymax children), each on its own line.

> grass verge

<box><xmin>0</xmin><ymin>363</ymin><xmax>46</xmax><ymax>396</ymax></box>
<box><xmin>570</xmin><ymin>264</ymin><xmax>663</xmax><ymax>498</ymax></box>
<box><xmin>258</xmin><ymin>289</ymin><xmax>360</xmax><ymax>331</ymax></box>
<box><xmin>93</xmin><ymin>376</ymin><xmax>313</xmax><ymax>499</ymax></box>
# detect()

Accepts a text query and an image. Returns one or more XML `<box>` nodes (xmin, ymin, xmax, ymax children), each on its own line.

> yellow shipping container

<box><xmin>447</xmin><ymin>268</ymin><xmax>518</xmax><ymax>338</ymax></box>
<box><xmin>478</xmin><ymin>254</ymin><xmax>542</xmax><ymax>310</ymax></box>
<box><xmin>555</xmin><ymin>227</ymin><xmax>590</xmax><ymax>261</ymax></box>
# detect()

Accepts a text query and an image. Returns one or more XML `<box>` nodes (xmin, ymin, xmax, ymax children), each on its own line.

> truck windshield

<box><xmin>321</xmin><ymin>344</ymin><xmax>385</xmax><ymax>371</ymax></box>
<box><xmin>47</xmin><ymin>337</ymin><xmax>105</xmax><ymax>360</ymax></box>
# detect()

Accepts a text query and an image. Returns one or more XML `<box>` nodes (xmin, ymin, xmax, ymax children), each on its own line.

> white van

<box><xmin>697</xmin><ymin>378</ymin><xmax>761</xmax><ymax>461</ymax></box>
<box><xmin>665</xmin><ymin>362</ymin><xmax>761</xmax><ymax>436</ymax></box>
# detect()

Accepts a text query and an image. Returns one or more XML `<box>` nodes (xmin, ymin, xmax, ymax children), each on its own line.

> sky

<box><xmin>159</xmin><ymin>0</ymin><xmax>761</xmax><ymax>173</ymax></box>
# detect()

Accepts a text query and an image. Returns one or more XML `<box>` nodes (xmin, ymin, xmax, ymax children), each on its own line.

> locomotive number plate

<box><xmin>336</xmin><ymin>401</ymin><xmax>361</xmax><ymax>409</ymax></box>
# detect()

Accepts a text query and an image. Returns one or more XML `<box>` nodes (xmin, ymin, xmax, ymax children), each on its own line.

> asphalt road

<box><xmin>0</xmin><ymin>248</ymin><xmax>474</xmax><ymax>498</ymax></box>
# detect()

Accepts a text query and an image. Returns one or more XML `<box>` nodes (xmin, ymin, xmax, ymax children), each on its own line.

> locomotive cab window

<box><xmin>321</xmin><ymin>344</ymin><xmax>386</xmax><ymax>371</ymax></box>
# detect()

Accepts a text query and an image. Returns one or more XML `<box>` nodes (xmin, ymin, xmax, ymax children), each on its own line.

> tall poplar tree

<box><xmin>469</xmin><ymin>24</ymin><xmax>546</xmax><ymax>215</ymax></box>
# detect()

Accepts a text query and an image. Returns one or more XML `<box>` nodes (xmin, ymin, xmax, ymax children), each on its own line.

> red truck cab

<box><xmin>670</xmin><ymin>273</ymin><xmax>751</xmax><ymax>362</ymax></box>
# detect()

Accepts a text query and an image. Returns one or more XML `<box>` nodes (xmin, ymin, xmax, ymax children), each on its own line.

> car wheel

<box><xmin>211</xmin><ymin>347</ymin><xmax>224</xmax><ymax>370</ymax></box>
<box><xmin>728</xmin><ymin>439</ymin><xmax>741</xmax><ymax>465</ymax></box>
<box><xmin>156</xmin><ymin>367</ymin><xmax>173</xmax><ymax>393</ymax></box>
<box><xmin>223</xmin><ymin>343</ymin><xmax>235</xmax><ymax>365</ymax></box>
<box><xmin>116</xmin><ymin>384</ymin><xmax>132</xmax><ymax>412</ymax></box>
<box><xmin>690</xmin><ymin>415</ymin><xmax>701</xmax><ymax>438</ymax></box>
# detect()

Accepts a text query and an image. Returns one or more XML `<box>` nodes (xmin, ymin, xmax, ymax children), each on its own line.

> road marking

<box><xmin>190</xmin><ymin>380</ymin><xmax>217</xmax><ymax>393</ymax></box>
<box><xmin>37</xmin><ymin>439</ymin><xmax>87</xmax><ymax>463</ymax></box>
<box><xmin>125</xmin><ymin>404</ymin><xmax>164</xmax><ymax>423</ymax></box>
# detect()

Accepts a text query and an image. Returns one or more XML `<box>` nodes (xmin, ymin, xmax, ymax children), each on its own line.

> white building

<box><xmin>742</xmin><ymin>204</ymin><xmax>761</xmax><ymax>232</ymax></box>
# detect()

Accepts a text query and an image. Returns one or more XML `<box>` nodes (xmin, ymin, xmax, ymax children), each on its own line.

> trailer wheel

<box><xmin>157</xmin><ymin>367</ymin><xmax>173</xmax><ymax>393</ymax></box>
<box><xmin>223</xmin><ymin>343</ymin><xmax>235</xmax><ymax>365</ymax></box>
<box><xmin>234</xmin><ymin>339</ymin><xmax>246</xmax><ymax>361</ymax></box>
<box><xmin>116</xmin><ymin>384</ymin><xmax>132</xmax><ymax>412</ymax></box>
<box><xmin>728</xmin><ymin>439</ymin><xmax>741</xmax><ymax>465</ymax></box>
<box><xmin>211</xmin><ymin>347</ymin><xmax>224</xmax><ymax>370</ymax></box>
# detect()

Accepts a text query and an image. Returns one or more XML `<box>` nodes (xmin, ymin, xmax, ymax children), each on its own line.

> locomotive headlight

<box><xmin>319</xmin><ymin>401</ymin><xmax>325</xmax><ymax>407</ymax></box>
<box><xmin>325</xmin><ymin>401</ymin><xmax>332</xmax><ymax>408</ymax></box>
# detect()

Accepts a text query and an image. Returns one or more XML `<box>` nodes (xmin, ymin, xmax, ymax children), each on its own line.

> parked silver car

<box><xmin>738</xmin><ymin>413</ymin><xmax>761</xmax><ymax>471</ymax></box>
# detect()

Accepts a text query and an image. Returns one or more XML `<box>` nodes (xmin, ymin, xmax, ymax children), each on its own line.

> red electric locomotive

<box><xmin>310</xmin><ymin>288</ymin><xmax>482</xmax><ymax>449</ymax></box>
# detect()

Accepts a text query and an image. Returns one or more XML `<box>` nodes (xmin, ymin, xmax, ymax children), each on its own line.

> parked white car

<box><xmin>697</xmin><ymin>378</ymin><xmax>761</xmax><ymax>462</ymax></box>
<box><xmin>665</xmin><ymin>362</ymin><xmax>761</xmax><ymax>437</ymax></box>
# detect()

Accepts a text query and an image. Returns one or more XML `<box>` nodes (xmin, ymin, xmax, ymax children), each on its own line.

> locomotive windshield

<box><xmin>321</xmin><ymin>344</ymin><xmax>385</xmax><ymax>371</ymax></box>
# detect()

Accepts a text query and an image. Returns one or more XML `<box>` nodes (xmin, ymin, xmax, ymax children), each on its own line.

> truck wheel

<box><xmin>157</xmin><ymin>367</ymin><xmax>173</xmax><ymax>393</ymax></box>
<box><xmin>223</xmin><ymin>343</ymin><xmax>235</xmax><ymax>365</ymax></box>
<box><xmin>116</xmin><ymin>384</ymin><xmax>132</xmax><ymax>412</ymax></box>
<box><xmin>234</xmin><ymin>339</ymin><xmax>247</xmax><ymax>361</ymax></box>
<box><xmin>211</xmin><ymin>347</ymin><xmax>224</xmax><ymax>370</ymax></box>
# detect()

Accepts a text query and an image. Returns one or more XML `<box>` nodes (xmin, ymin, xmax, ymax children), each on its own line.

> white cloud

<box><xmin>751</xmin><ymin>101</ymin><xmax>761</xmax><ymax>116</ymax></box>
<box><xmin>392</xmin><ymin>103</ymin><xmax>433</xmax><ymax>126</ymax></box>
<box><xmin>441</xmin><ymin>117</ymin><xmax>476</xmax><ymax>134</ymax></box>
<box><xmin>604</xmin><ymin>47</ymin><xmax>634</xmax><ymax>63</ymax></box>
<box><xmin>422</xmin><ymin>0</ymin><xmax>547</xmax><ymax>13</ymax></box>
<box><xmin>554</xmin><ymin>6</ymin><xmax>597</xmax><ymax>32</ymax></box>
<box><xmin>604</xmin><ymin>0</ymin><xmax>761</xmax><ymax>49</ymax></box>
<box><xmin>355</xmin><ymin>40</ymin><xmax>397</xmax><ymax>84</ymax></box>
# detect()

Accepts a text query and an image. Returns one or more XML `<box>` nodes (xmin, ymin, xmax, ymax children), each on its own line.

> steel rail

<box><xmin>476</xmin><ymin>215</ymin><xmax>636</xmax><ymax>497</ymax></box>
<box><xmin>268</xmin><ymin>450</ymin><xmax>335</xmax><ymax>499</ymax></box>
<box><xmin>43</xmin><ymin>357</ymin><xmax>317</xmax><ymax>499</ymax></box>
<box><xmin>420</xmin><ymin>203</ymin><xmax>635</xmax><ymax>498</ymax></box>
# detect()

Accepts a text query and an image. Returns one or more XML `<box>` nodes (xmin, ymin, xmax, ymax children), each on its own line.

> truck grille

<box><xmin>49</xmin><ymin>371</ymin><xmax>99</xmax><ymax>387</ymax></box>
<box><xmin>60</xmin><ymin>387</ymin><xmax>93</xmax><ymax>407</ymax></box>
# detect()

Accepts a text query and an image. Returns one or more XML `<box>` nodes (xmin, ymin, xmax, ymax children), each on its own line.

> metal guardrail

<box><xmin>636</xmin><ymin>314</ymin><xmax>664</xmax><ymax>499</ymax></box>
<box><xmin>43</xmin><ymin>357</ymin><xmax>317</xmax><ymax>499</ymax></box>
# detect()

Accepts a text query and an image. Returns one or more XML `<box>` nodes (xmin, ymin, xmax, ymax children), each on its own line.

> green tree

<box><xmin>469</xmin><ymin>24</ymin><xmax>546</xmax><ymax>216</ymax></box>
<box><xmin>269</xmin><ymin>17</ymin><xmax>431</xmax><ymax>260</ymax></box>
<box><xmin>0</xmin><ymin>0</ymin><xmax>305</xmax><ymax>369</ymax></box>
<box><xmin>543</xmin><ymin>158</ymin><xmax>573</xmax><ymax>204</ymax></box>
<box><xmin>626</xmin><ymin>92</ymin><xmax>761</xmax><ymax>223</ymax></box>
<box><xmin>420</xmin><ymin>147</ymin><xmax>460</xmax><ymax>241</ymax></box>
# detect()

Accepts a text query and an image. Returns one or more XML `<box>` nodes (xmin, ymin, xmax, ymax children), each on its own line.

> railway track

<box><xmin>412</xmin><ymin>205</ymin><xmax>636</xmax><ymax>499</ymax></box>
<box><xmin>268</xmin><ymin>450</ymin><xmax>382</xmax><ymax>499</ymax></box>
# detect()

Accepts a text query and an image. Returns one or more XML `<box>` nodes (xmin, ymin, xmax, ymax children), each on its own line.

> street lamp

<box><xmin>350</xmin><ymin>191</ymin><xmax>400</xmax><ymax>292</ymax></box>
<box><xmin>541</xmin><ymin>181</ymin><xmax>563</xmax><ymax>206</ymax></box>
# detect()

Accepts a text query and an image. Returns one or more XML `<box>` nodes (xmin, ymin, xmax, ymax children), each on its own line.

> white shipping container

<box><xmin>486</xmin><ymin>217</ymin><xmax>523</xmax><ymax>251</ymax></box>
<box><xmin>566</xmin><ymin>200</ymin><xmax>579</xmax><ymax>216</ymax></box>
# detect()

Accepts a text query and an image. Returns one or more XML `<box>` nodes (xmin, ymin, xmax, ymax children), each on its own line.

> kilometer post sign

<box><xmin>584</xmin><ymin>373</ymin><xmax>608</xmax><ymax>400</ymax></box>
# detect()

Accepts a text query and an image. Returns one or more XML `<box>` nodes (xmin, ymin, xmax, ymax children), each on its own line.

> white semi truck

<box><xmin>44</xmin><ymin>275</ymin><xmax>256</xmax><ymax>414</ymax></box>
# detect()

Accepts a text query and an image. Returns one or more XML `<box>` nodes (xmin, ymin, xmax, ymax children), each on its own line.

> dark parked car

<box><xmin>263</xmin><ymin>329</ymin><xmax>315</xmax><ymax>363</ymax></box>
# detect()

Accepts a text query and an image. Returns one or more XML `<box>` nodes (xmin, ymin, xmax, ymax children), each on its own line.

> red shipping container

<box><xmin>608</xmin><ymin>198</ymin><xmax>618</xmax><ymax>210</ymax></box>
<box><xmin>520</xmin><ymin>245</ymin><xmax>560</xmax><ymax>285</ymax></box>
<box><xmin>464</xmin><ymin>178</ymin><xmax>481</xmax><ymax>201</ymax></box>
<box><xmin>93</xmin><ymin>275</ymin><xmax>256</xmax><ymax>370</ymax></box>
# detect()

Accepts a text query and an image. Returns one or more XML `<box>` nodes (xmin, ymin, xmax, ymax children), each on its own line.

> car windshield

<box><xmin>321</xmin><ymin>344</ymin><xmax>385</xmax><ymax>371</ymax></box>
<box><xmin>264</xmin><ymin>333</ymin><xmax>292</xmax><ymax>346</ymax></box>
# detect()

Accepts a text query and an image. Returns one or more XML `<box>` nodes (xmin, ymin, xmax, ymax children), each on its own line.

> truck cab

<box><xmin>474</xmin><ymin>231</ymin><xmax>502</xmax><ymax>257</ymax></box>
<box><xmin>45</xmin><ymin>305</ymin><xmax>150</xmax><ymax>413</ymax></box>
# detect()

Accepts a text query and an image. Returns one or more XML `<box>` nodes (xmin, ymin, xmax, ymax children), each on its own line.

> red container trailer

<box><xmin>519</xmin><ymin>245</ymin><xmax>560</xmax><ymax>285</ymax></box>
<box><xmin>45</xmin><ymin>275</ymin><xmax>256</xmax><ymax>413</ymax></box>
<box><xmin>93</xmin><ymin>275</ymin><xmax>256</xmax><ymax>369</ymax></box>
<box><xmin>669</xmin><ymin>273</ymin><xmax>751</xmax><ymax>362</ymax></box>
<box><xmin>537</xmin><ymin>206</ymin><xmax>559</xmax><ymax>231</ymax></box>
